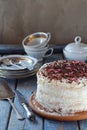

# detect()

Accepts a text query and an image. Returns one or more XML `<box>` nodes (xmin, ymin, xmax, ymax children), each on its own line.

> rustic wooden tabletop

<box><xmin>0</xmin><ymin>46</ymin><xmax>86</xmax><ymax>130</ymax></box>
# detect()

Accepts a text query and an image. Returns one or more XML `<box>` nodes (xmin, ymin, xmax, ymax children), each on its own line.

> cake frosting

<box><xmin>35</xmin><ymin>60</ymin><xmax>87</xmax><ymax>114</ymax></box>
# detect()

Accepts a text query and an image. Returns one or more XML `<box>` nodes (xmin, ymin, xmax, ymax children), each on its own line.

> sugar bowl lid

<box><xmin>64</xmin><ymin>36</ymin><xmax>87</xmax><ymax>53</ymax></box>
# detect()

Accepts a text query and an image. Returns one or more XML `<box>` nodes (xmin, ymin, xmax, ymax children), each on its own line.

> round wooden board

<box><xmin>29</xmin><ymin>93</ymin><xmax>87</xmax><ymax>121</ymax></box>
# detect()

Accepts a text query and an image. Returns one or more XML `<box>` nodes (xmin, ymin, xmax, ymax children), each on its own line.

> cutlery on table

<box><xmin>15</xmin><ymin>90</ymin><xmax>36</xmax><ymax>121</ymax></box>
<box><xmin>0</xmin><ymin>79</ymin><xmax>24</xmax><ymax>120</ymax></box>
<box><xmin>14</xmin><ymin>60</ymin><xmax>34</xmax><ymax>70</ymax></box>
<box><xmin>2</xmin><ymin>58</ymin><xmax>22</xmax><ymax>69</ymax></box>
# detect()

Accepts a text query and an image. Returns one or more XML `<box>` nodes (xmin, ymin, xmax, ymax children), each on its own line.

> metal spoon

<box><xmin>11</xmin><ymin>59</ymin><xmax>34</xmax><ymax>70</ymax></box>
<box><xmin>18</xmin><ymin>60</ymin><xmax>34</xmax><ymax>70</ymax></box>
<box><xmin>3</xmin><ymin>59</ymin><xmax>22</xmax><ymax>69</ymax></box>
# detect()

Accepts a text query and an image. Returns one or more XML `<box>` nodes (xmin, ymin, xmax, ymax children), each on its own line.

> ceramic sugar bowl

<box><xmin>63</xmin><ymin>36</ymin><xmax>87</xmax><ymax>62</ymax></box>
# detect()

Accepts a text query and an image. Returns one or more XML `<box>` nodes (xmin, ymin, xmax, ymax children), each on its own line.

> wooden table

<box><xmin>0</xmin><ymin>50</ymin><xmax>87</xmax><ymax>130</ymax></box>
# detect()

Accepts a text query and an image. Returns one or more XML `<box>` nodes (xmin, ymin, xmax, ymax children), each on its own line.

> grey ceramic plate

<box><xmin>0</xmin><ymin>55</ymin><xmax>37</xmax><ymax>70</ymax></box>
<box><xmin>0</xmin><ymin>63</ymin><xmax>39</xmax><ymax>78</ymax></box>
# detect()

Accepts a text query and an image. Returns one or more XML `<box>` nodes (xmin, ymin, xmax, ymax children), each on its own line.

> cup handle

<box><xmin>44</xmin><ymin>32</ymin><xmax>51</xmax><ymax>43</ymax></box>
<box><xmin>44</xmin><ymin>48</ymin><xmax>53</xmax><ymax>58</ymax></box>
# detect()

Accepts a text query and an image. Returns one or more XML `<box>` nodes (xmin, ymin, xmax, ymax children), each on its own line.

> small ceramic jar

<box><xmin>63</xmin><ymin>36</ymin><xmax>87</xmax><ymax>62</ymax></box>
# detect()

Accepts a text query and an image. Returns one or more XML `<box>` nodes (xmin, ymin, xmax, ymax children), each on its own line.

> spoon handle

<box><xmin>7</xmin><ymin>98</ymin><xmax>24</xmax><ymax>120</ymax></box>
<box><xmin>11</xmin><ymin>62</ymin><xmax>23</xmax><ymax>69</ymax></box>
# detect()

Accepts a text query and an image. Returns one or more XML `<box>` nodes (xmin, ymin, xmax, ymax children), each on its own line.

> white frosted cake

<box><xmin>35</xmin><ymin>60</ymin><xmax>87</xmax><ymax>114</ymax></box>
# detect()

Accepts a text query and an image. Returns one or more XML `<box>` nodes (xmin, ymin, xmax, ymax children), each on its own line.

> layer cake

<box><xmin>36</xmin><ymin>60</ymin><xmax>87</xmax><ymax>114</ymax></box>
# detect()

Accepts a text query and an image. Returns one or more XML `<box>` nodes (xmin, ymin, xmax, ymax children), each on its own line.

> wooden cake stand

<box><xmin>29</xmin><ymin>93</ymin><xmax>87</xmax><ymax>121</ymax></box>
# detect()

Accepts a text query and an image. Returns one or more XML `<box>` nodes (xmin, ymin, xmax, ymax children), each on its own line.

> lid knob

<box><xmin>74</xmin><ymin>36</ymin><xmax>81</xmax><ymax>44</ymax></box>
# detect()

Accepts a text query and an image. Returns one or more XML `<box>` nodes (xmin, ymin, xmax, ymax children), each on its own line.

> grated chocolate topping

<box><xmin>39</xmin><ymin>60</ymin><xmax>87</xmax><ymax>83</ymax></box>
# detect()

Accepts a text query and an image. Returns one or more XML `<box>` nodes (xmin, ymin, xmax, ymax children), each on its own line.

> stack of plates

<box><xmin>0</xmin><ymin>55</ymin><xmax>39</xmax><ymax>79</ymax></box>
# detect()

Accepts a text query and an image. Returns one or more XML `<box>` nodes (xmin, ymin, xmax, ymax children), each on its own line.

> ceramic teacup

<box><xmin>23</xmin><ymin>43</ymin><xmax>50</xmax><ymax>52</ymax></box>
<box><xmin>24</xmin><ymin>47</ymin><xmax>53</xmax><ymax>61</ymax></box>
<box><xmin>22</xmin><ymin>32</ymin><xmax>51</xmax><ymax>49</ymax></box>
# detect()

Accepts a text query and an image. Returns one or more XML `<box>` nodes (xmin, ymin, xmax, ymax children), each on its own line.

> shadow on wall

<box><xmin>0</xmin><ymin>0</ymin><xmax>87</xmax><ymax>45</ymax></box>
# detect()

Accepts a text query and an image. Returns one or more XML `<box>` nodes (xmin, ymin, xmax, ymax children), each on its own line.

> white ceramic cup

<box><xmin>23</xmin><ymin>43</ymin><xmax>50</xmax><ymax>52</ymax></box>
<box><xmin>22</xmin><ymin>32</ymin><xmax>51</xmax><ymax>49</ymax></box>
<box><xmin>24</xmin><ymin>47</ymin><xmax>53</xmax><ymax>61</ymax></box>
